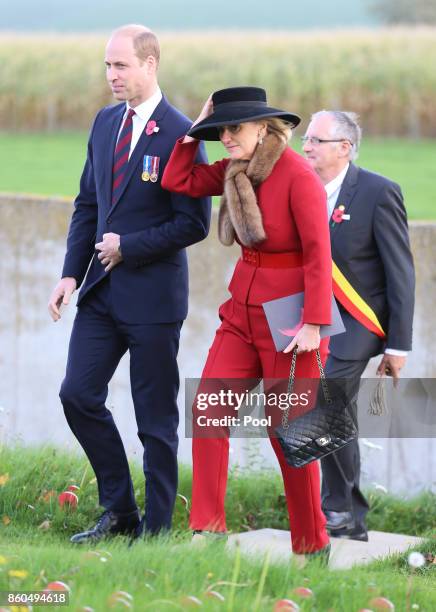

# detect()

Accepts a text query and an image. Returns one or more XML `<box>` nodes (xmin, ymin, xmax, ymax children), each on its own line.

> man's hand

<box><xmin>48</xmin><ymin>277</ymin><xmax>77</xmax><ymax>322</ymax></box>
<box><xmin>376</xmin><ymin>353</ymin><xmax>406</xmax><ymax>387</ymax></box>
<box><xmin>95</xmin><ymin>233</ymin><xmax>122</xmax><ymax>272</ymax></box>
<box><xmin>283</xmin><ymin>324</ymin><xmax>321</xmax><ymax>354</ymax></box>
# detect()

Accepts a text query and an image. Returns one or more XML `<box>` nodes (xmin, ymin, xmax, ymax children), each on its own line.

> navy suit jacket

<box><xmin>329</xmin><ymin>164</ymin><xmax>415</xmax><ymax>361</ymax></box>
<box><xmin>62</xmin><ymin>96</ymin><xmax>211</xmax><ymax>324</ymax></box>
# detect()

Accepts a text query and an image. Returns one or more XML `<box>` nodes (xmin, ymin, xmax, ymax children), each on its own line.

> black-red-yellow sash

<box><xmin>332</xmin><ymin>261</ymin><xmax>386</xmax><ymax>339</ymax></box>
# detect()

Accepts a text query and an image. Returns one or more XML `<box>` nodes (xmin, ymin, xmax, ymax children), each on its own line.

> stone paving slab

<box><xmin>227</xmin><ymin>529</ymin><xmax>424</xmax><ymax>569</ymax></box>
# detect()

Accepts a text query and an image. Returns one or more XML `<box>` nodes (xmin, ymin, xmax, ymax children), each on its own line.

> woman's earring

<box><xmin>258</xmin><ymin>133</ymin><xmax>263</xmax><ymax>145</ymax></box>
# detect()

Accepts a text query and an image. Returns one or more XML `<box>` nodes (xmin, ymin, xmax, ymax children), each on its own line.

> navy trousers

<box><xmin>59</xmin><ymin>277</ymin><xmax>182</xmax><ymax>533</ymax></box>
<box><xmin>321</xmin><ymin>355</ymin><xmax>370</xmax><ymax>531</ymax></box>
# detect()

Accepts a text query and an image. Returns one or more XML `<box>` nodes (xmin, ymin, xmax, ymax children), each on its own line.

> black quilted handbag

<box><xmin>275</xmin><ymin>349</ymin><xmax>357</xmax><ymax>468</ymax></box>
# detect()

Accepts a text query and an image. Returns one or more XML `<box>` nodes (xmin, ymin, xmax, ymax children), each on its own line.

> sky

<box><xmin>0</xmin><ymin>0</ymin><xmax>377</xmax><ymax>31</ymax></box>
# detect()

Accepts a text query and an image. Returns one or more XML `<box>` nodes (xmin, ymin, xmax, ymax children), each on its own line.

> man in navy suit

<box><xmin>303</xmin><ymin>111</ymin><xmax>415</xmax><ymax>541</ymax></box>
<box><xmin>48</xmin><ymin>24</ymin><xmax>211</xmax><ymax>543</ymax></box>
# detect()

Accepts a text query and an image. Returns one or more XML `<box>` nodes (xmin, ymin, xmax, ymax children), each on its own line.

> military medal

<box><xmin>150</xmin><ymin>156</ymin><xmax>160</xmax><ymax>182</ymax></box>
<box><xmin>142</xmin><ymin>155</ymin><xmax>152</xmax><ymax>181</ymax></box>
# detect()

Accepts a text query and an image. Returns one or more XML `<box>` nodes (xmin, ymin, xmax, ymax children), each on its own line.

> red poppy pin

<box><xmin>146</xmin><ymin>120</ymin><xmax>159</xmax><ymax>136</ymax></box>
<box><xmin>330</xmin><ymin>204</ymin><xmax>350</xmax><ymax>227</ymax></box>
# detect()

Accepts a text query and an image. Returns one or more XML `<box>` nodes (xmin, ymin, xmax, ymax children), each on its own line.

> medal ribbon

<box><xmin>143</xmin><ymin>156</ymin><xmax>152</xmax><ymax>174</ymax></box>
<box><xmin>151</xmin><ymin>156</ymin><xmax>159</xmax><ymax>178</ymax></box>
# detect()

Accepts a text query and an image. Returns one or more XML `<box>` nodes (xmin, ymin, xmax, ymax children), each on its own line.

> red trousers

<box><xmin>190</xmin><ymin>298</ymin><xmax>330</xmax><ymax>554</ymax></box>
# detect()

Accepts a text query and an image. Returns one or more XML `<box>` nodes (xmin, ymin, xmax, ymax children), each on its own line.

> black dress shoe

<box><xmin>329</xmin><ymin>526</ymin><xmax>368</xmax><ymax>542</ymax></box>
<box><xmin>324</xmin><ymin>510</ymin><xmax>354</xmax><ymax>531</ymax></box>
<box><xmin>70</xmin><ymin>510</ymin><xmax>140</xmax><ymax>544</ymax></box>
<box><xmin>127</xmin><ymin>517</ymin><xmax>146</xmax><ymax>547</ymax></box>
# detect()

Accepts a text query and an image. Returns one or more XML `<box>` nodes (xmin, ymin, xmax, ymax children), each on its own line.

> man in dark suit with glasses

<box><xmin>303</xmin><ymin>111</ymin><xmax>415</xmax><ymax>541</ymax></box>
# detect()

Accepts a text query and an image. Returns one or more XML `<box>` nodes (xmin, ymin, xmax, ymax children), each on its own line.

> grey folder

<box><xmin>262</xmin><ymin>292</ymin><xmax>346</xmax><ymax>352</ymax></box>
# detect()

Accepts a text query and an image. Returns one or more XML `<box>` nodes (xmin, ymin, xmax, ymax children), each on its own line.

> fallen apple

<box><xmin>293</xmin><ymin>587</ymin><xmax>314</xmax><ymax>598</ymax></box>
<box><xmin>369</xmin><ymin>597</ymin><xmax>395</xmax><ymax>610</ymax></box>
<box><xmin>58</xmin><ymin>491</ymin><xmax>78</xmax><ymax>509</ymax></box>
<box><xmin>273</xmin><ymin>599</ymin><xmax>300</xmax><ymax>611</ymax></box>
<box><xmin>45</xmin><ymin>580</ymin><xmax>71</xmax><ymax>592</ymax></box>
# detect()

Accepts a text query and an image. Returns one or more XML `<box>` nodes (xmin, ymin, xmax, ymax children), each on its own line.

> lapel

<box><xmin>108</xmin><ymin>95</ymin><xmax>170</xmax><ymax>216</ymax></box>
<box><xmin>330</xmin><ymin>163</ymin><xmax>360</xmax><ymax>244</ymax></box>
<box><xmin>103</xmin><ymin>104</ymin><xmax>126</xmax><ymax>210</ymax></box>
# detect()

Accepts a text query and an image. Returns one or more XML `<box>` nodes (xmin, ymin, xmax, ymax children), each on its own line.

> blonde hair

<box><xmin>263</xmin><ymin>117</ymin><xmax>292</xmax><ymax>143</ymax></box>
<box><xmin>111</xmin><ymin>24</ymin><xmax>160</xmax><ymax>66</ymax></box>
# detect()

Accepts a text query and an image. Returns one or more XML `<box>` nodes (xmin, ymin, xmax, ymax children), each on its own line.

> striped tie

<box><xmin>112</xmin><ymin>108</ymin><xmax>136</xmax><ymax>204</ymax></box>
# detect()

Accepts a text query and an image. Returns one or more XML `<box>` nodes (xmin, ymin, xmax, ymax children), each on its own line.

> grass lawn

<box><xmin>1</xmin><ymin>132</ymin><xmax>435</xmax><ymax>220</ymax></box>
<box><xmin>1</xmin><ymin>447</ymin><xmax>435</xmax><ymax>610</ymax></box>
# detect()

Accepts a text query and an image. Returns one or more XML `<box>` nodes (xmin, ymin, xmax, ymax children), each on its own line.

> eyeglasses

<box><xmin>301</xmin><ymin>136</ymin><xmax>352</xmax><ymax>146</ymax></box>
<box><xmin>218</xmin><ymin>125</ymin><xmax>242</xmax><ymax>136</ymax></box>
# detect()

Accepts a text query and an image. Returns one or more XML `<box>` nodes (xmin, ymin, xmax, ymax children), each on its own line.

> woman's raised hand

<box><xmin>193</xmin><ymin>94</ymin><xmax>214</xmax><ymax>127</ymax></box>
<box><xmin>183</xmin><ymin>94</ymin><xmax>213</xmax><ymax>143</ymax></box>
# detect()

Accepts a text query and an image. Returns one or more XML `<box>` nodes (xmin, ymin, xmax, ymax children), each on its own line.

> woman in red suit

<box><xmin>162</xmin><ymin>87</ymin><xmax>332</xmax><ymax>561</ymax></box>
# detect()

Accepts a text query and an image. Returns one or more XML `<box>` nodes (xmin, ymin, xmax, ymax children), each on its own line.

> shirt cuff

<box><xmin>385</xmin><ymin>348</ymin><xmax>408</xmax><ymax>357</ymax></box>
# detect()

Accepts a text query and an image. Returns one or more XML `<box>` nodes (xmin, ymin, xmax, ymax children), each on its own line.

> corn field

<box><xmin>1</xmin><ymin>28</ymin><xmax>436</xmax><ymax>136</ymax></box>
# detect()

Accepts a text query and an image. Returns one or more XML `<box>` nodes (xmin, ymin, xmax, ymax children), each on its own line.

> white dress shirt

<box><xmin>118</xmin><ymin>87</ymin><xmax>163</xmax><ymax>159</ymax></box>
<box><xmin>325</xmin><ymin>164</ymin><xmax>406</xmax><ymax>357</ymax></box>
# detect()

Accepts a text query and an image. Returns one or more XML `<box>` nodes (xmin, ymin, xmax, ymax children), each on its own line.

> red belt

<box><xmin>241</xmin><ymin>247</ymin><xmax>303</xmax><ymax>268</ymax></box>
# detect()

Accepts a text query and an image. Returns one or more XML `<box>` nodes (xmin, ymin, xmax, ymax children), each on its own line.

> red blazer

<box><xmin>162</xmin><ymin>139</ymin><xmax>332</xmax><ymax>325</ymax></box>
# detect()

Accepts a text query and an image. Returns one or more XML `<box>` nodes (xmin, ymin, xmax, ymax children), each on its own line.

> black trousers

<box><xmin>59</xmin><ymin>277</ymin><xmax>182</xmax><ymax>533</ymax></box>
<box><xmin>321</xmin><ymin>355</ymin><xmax>370</xmax><ymax>531</ymax></box>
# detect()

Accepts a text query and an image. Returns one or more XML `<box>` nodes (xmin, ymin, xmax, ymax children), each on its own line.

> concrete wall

<box><xmin>0</xmin><ymin>195</ymin><xmax>434</xmax><ymax>495</ymax></box>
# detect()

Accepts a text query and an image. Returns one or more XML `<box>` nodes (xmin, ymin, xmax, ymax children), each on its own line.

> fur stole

<box><xmin>218</xmin><ymin>132</ymin><xmax>287</xmax><ymax>247</ymax></box>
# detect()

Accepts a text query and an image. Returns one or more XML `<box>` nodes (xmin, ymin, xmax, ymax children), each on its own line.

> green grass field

<box><xmin>1</xmin><ymin>133</ymin><xmax>435</xmax><ymax>219</ymax></box>
<box><xmin>1</xmin><ymin>447</ymin><xmax>435</xmax><ymax>610</ymax></box>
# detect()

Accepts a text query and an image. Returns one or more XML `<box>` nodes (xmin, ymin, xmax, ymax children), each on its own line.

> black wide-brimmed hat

<box><xmin>188</xmin><ymin>86</ymin><xmax>301</xmax><ymax>141</ymax></box>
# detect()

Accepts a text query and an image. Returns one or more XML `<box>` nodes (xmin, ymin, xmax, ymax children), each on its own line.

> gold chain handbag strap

<box><xmin>315</xmin><ymin>348</ymin><xmax>332</xmax><ymax>407</ymax></box>
<box><xmin>281</xmin><ymin>348</ymin><xmax>332</xmax><ymax>430</ymax></box>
